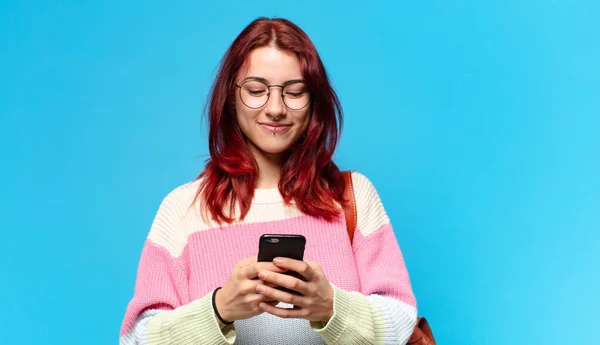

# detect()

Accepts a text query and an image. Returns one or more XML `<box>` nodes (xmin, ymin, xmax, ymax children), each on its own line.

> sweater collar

<box><xmin>252</xmin><ymin>187</ymin><xmax>284</xmax><ymax>204</ymax></box>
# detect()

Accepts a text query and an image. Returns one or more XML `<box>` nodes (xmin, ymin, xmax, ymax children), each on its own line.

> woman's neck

<box><xmin>250</xmin><ymin>146</ymin><xmax>286</xmax><ymax>189</ymax></box>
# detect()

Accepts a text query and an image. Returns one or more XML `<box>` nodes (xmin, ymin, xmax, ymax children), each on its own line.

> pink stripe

<box><xmin>185</xmin><ymin>214</ymin><xmax>362</xmax><ymax>300</ymax></box>
<box><xmin>121</xmin><ymin>216</ymin><xmax>415</xmax><ymax>336</ymax></box>
<box><xmin>352</xmin><ymin>224</ymin><xmax>417</xmax><ymax>307</ymax></box>
<box><xmin>120</xmin><ymin>241</ymin><xmax>189</xmax><ymax>336</ymax></box>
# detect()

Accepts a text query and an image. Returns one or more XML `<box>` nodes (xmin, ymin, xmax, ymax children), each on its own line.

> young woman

<box><xmin>120</xmin><ymin>17</ymin><xmax>418</xmax><ymax>345</ymax></box>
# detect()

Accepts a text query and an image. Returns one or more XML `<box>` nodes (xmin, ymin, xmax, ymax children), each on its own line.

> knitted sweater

<box><xmin>119</xmin><ymin>171</ymin><xmax>417</xmax><ymax>344</ymax></box>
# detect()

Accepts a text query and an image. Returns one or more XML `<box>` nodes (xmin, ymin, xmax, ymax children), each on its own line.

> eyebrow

<box><xmin>244</xmin><ymin>76</ymin><xmax>305</xmax><ymax>86</ymax></box>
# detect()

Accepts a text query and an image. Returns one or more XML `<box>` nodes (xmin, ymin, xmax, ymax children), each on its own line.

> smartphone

<box><xmin>257</xmin><ymin>234</ymin><xmax>306</xmax><ymax>295</ymax></box>
<box><xmin>258</xmin><ymin>234</ymin><xmax>306</xmax><ymax>262</ymax></box>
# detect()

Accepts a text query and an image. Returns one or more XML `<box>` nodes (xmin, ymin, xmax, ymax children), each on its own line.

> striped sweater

<box><xmin>119</xmin><ymin>171</ymin><xmax>417</xmax><ymax>344</ymax></box>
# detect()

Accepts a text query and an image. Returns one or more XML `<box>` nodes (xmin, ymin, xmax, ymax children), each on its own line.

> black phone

<box><xmin>258</xmin><ymin>234</ymin><xmax>306</xmax><ymax>262</ymax></box>
<box><xmin>257</xmin><ymin>234</ymin><xmax>306</xmax><ymax>295</ymax></box>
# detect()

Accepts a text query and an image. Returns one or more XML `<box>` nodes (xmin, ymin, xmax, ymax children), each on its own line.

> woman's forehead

<box><xmin>240</xmin><ymin>47</ymin><xmax>303</xmax><ymax>83</ymax></box>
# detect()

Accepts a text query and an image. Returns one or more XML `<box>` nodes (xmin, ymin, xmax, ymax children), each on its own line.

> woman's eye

<box><xmin>249</xmin><ymin>90</ymin><xmax>266</xmax><ymax>95</ymax></box>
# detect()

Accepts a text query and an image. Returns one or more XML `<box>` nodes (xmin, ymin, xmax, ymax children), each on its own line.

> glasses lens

<box><xmin>240</xmin><ymin>81</ymin><xmax>269</xmax><ymax>108</ymax></box>
<box><xmin>283</xmin><ymin>82</ymin><xmax>311</xmax><ymax>110</ymax></box>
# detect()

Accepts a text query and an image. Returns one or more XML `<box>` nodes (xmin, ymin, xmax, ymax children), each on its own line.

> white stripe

<box><xmin>147</xmin><ymin>180</ymin><xmax>306</xmax><ymax>257</ymax></box>
<box><xmin>234</xmin><ymin>313</ymin><xmax>325</xmax><ymax>345</ymax></box>
<box><xmin>148</xmin><ymin>172</ymin><xmax>389</xmax><ymax>257</ymax></box>
<box><xmin>120</xmin><ymin>309</ymin><xmax>161</xmax><ymax>345</ymax></box>
<box><xmin>351</xmin><ymin>172</ymin><xmax>392</xmax><ymax>237</ymax></box>
<box><xmin>368</xmin><ymin>294</ymin><xmax>418</xmax><ymax>345</ymax></box>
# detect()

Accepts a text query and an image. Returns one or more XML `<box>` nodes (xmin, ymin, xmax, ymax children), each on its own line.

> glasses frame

<box><xmin>235</xmin><ymin>79</ymin><xmax>311</xmax><ymax>111</ymax></box>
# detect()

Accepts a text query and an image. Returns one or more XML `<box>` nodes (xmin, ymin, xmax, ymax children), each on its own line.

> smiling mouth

<box><xmin>259</xmin><ymin>123</ymin><xmax>292</xmax><ymax>133</ymax></box>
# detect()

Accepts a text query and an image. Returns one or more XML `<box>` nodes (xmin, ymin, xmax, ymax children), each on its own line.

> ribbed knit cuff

<box><xmin>147</xmin><ymin>293</ymin><xmax>236</xmax><ymax>344</ymax></box>
<box><xmin>311</xmin><ymin>285</ymin><xmax>376</xmax><ymax>344</ymax></box>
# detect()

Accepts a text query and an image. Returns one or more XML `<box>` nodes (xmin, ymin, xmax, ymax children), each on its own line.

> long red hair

<box><xmin>195</xmin><ymin>17</ymin><xmax>346</xmax><ymax>224</ymax></box>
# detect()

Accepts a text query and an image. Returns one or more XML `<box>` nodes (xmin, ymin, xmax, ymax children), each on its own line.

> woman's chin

<box><xmin>256</xmin><ymin>144</ymin><xmax>291</xmax><ymax>155</ymax></box>
<box><xmin>248</xmin><ymin>140</ymin><xmax>295</xmax><ymax>156</ymax></box>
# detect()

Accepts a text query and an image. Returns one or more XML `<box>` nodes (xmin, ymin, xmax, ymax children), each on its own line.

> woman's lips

<box><xmin>259</xmin><ymin>123</ymin><xmax>292</xmax><ymax>133</ymax></box>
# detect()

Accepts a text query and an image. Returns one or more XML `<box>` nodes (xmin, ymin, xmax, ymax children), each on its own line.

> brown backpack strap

<box><xmin>342</xmin><ymin>171</ymin><xmax>436</xmax><ymax>345</ymax></box>
<box><xmin>342</xmin><ymin>171</ymin><xmax>357</xmax><ymax>243</ymax></box>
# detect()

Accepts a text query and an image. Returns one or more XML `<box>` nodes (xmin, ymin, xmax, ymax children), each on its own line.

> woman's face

<box><xmin>235</xmin><ymin>46</ymin><xmax>311</xmax><ymax>159</ymax></box>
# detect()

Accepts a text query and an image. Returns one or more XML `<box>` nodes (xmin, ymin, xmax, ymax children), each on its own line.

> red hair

<box><xmin>195</xmin><ymin>17</ymin><xmax>346</xmax><ymax>224</ymax></box>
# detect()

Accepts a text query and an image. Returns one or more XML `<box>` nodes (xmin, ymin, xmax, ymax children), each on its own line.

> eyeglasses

<box><xmin>235</xmin><ymin>79</ymin><xmax>311</xmax><ymax>110</ymax></box>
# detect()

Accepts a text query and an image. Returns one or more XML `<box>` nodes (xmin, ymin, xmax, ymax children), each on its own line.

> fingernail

<box><xmin>258</xmin><ymin>271</ymin><xmax>267</xmax><ymax>279</ymax></box>
<box><xmin>257</xmin><ymin>285</ymin><xmax>265</xmax><ymax>293</ymax></box>
<box><xmin>273</xmin><ymin>257</ymin><xmax>283</xmax><ymax>264</ymax></box>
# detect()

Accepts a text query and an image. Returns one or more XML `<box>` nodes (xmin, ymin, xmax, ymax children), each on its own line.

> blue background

<box><xmin>1</xmin><ymin>1</ymin><xmax>598</xmax><ymax>344</ymax></box>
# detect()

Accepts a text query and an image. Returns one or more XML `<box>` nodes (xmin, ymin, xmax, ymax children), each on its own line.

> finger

<box><xmin>256</xmin><ymin>262</ymin><xmax>286</xmax><ymax>274</ymax></box>
<box><xmin>260</xmin><ymin>292</ymin><xmax>280</xmax><ymax>303</ymax></box>
<box><xmin>244</xmin><ymin>261</ymin><xmax>285</xmax><ymax>279</ymax></box>
<box><xmin>247</xmin><ymin>279</ymin><xmax>278</xmax><ymax>293</ymax></box>
<box><xmin>272</xmin><ymin>258</ymin><xmax>314</xmax><ymax>280</ymax></box>
<box><xmin>258</xmin><ymin>270</ymin><xmax>310</xmax><ymax>295</ymax></box>
<box><xmin>259</xmin><ymin>301</ymin><xmax>308</xmax><ymax>319</ymax></box>
<box><xmin>256</xmin><ymin>283</ymin><xmax>307</xmax><ymax>307</ymax></box>
<box><xmin>240</xmin><ymin>256</ymin><xmax>259</xmax><ymax>279</ymax></box>
<box><xmin>265</xmin><ymin>300</ymin><xmax>279</xmax><ymax>306</ymax></box>
<box><xmin>263</xmin><ymin>297</ymin><xmax>278</xmax><ymax>303</ymax></box>
<box><xmin>247</xmin><ymin>291</ymin><xmax>278</xmax><ymax>303</ymax></box>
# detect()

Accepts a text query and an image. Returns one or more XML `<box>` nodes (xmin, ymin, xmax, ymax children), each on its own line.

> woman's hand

<box><xmin>215</xmin><ymin>256</ymin><xmax>283</xmax><ymax>323</ymax></box>
<box><xmin>255</xmin><ymin>257</ymin><xmax>335</xmax><ymax>323</ymax></box>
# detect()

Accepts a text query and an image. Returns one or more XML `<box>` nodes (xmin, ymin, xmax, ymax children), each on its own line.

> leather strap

<box><xmin>342</xmin><ymin>171</ymin><xmax>357</xmax><ymax>243</ymax></box>
<box><xmin>342</xmin><ymin>171</ymin><xmax>436</xmax><ymax>345</ymax></box>
<box><xmin>408</xmin><ymin>317</ymin><xmax>436</xmax><ymax>344</ymax></box>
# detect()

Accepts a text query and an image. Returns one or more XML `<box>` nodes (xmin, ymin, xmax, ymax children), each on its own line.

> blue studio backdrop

<box><xmin>1</xmin><ymin>1</ymin><xmax>598</xmax><ymax>344</ymax></box>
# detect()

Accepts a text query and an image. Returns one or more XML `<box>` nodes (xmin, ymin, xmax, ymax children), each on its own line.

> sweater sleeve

<box><xmin>119</xmin><ymin>188</ymin><xmax>236</xmax><ymax>345</ymax></box>
<box><xmin>312</xmin><ymin>172</ymin><xmax>418</xmax><ymax>345</ymax></box>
